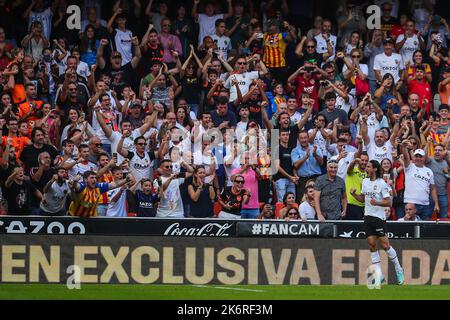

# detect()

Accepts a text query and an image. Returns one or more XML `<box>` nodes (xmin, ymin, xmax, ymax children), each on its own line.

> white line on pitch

<box><xmin>193</xmin><ymin>285</ymin><xmax>266</xmax><ymax>293</ymax></box>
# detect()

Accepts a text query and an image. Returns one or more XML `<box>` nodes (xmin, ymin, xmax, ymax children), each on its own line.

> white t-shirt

<box><xmin>335</xmin><ymin>94</ymin><xmax>356</xmax><ymax>114</ymax></box>
<box><xmin>114</xmin><ymin>28</ymin><xmax>133</xmax><ymax>66</ymax></box>
<box><xmin>193</xmin><ymin>151</ymin><xmax>218</xmax><ymax>184</ymax></box>
<box><xmin>29</xmin><ymin>8</ymin><xmax>53</xmax><ymax>40</ymax></box>
<box><xmin>211</xmin><ymin>34</ymin><xmax>232</xmax><ymax>60</ymax></box>
<box><xmin>235</xmin><ymin>121</ymin><xmax>248</xmax><ymax>142</ymax></box>
<box><xmin>224</xmin><ymin>149</ymin><xmax>241</xmax><ymax>187</ymax></box>
<box><xmin>77</xmin><ymin>61</ymin><xmax>91</xmax><ymax>80</ymax></box>
<box><xmin>315</xmin><ymin>33</ymin><xmax>337</xmax><ymax>59</ymax></box>
<box><xmin>373</xmin><ymin>52</ymin><xmax>404</xmax><ymax>83</ymax></box>
<box><xmin>299</xmin><ymin>201</ymin><xmax>316</xmax><ymax>220</ymax></box>
<box><xmin>404</xmin><ymin>163</ymin><xmax>435</xmax><ymax>205</ymax></box>
<box><xmin>154</xmin><ymin>177</ymin><xmax>185</xmax><ymax>218</ymax></box>
<box><xmin>54</xmin><ymin>49</ymin><xmax>69</xmax><ymax>76</ymax></box>
<box><xmin>366</xmin><ymin>140</ymin><xmax>394</xmax><ymax>163</ymax></box>
<box><xmin>67</xmin><ymin>160</ymin><xmax>98</xmax><ymax>180</ymax></box>
<box><xmin>224</xmin><ymin>71</ymin><xmax>260</xmax><ymax>102</ymax></box>
<box><xmin>92</xmin><ymin>108</ymin><xmax>120</xmax><ymax>144</ymax></box>
<box><xmin>396</xmin><ymin>34</ymin><xmax>423</xmax><ymax>65</ymax></box>
<box><xmin>331</xmin><ymin>151</ymin><xmax>355</xmax><ymax>181</ymax></box>
<box><xmin>109</xmin><ymin>129</ymin><xmax>142</xmax><ymax>163</ymax></box>
<box><xmin>40</xmin><ymin>181</ymin><xmax>70</xmax><ymax>213</ymax></box>
<box><xmin>357</xmin><ymin>113</ymin><xmax>381</xmax><ymax>145</ymax></box>
<box><xmin>361</xmin><ymin>178</ymin><xmax>391</xmax><ymax>220</ymax></box>
<box><xmin>106</xmin><ymin>188</ymin><xmax>127</xmax><ymax>217</ymax></box>
<box><xmin>197</xmin><ymin>14</ymin><xmax>224</xmax><ymax>44</ymax></box>
<box><xmin>127</xmin><ymin>151</ymin><xmax>156</xmax><ymax>183</ymax></box>
<box><xmin>289</xmin><ymin>111</ymin><xmax>303</xmax><ymax>124</ymax></box>
<box><xmin>308</xmin><ymin>128</ymin><xmax>332</xmax><ymax>158</ymax></box>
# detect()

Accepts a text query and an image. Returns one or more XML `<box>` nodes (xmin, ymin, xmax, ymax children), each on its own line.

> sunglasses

<box><xmin>94</xmin><ymin>143</ymin><xmax>101</xmax><ymax>147</ymax></box>
<box><xmin>288</xmin><ymin>211</ymin><xmax>298</xmax><ymax>216</ymax></box>
<box><xmin>165</xmin><ymin>165</ymin><xmax>173</xmax><ymax>169</ymax></box>
<box><xmin>352</xmin><ymin>55</ymin><xmax>360</xmax><ymax>58</ymax></box>
<box><xmin>235</xmin><ymin>180</ymin><xmax>245</xmax><ymax>184</ymax></box>
<box><xmin>307</xmin><ymin>46</ymin><xmax>315</xmax><ymax>48</ymax></box>
<box><xmin>237</xmin><ymin>62</ymin><xmax>247</xmax><ymax>65</ymax></box>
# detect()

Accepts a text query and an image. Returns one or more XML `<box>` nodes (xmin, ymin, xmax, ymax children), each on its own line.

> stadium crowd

<box><xmin>0</xmin><ymin>0</ymin><xmax>449</xmax><ymax>221</ymax></box>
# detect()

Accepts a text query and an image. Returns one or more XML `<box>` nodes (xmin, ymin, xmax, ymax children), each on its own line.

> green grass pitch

<box><xmin>1</xmin><ymin>284</ymin><xmax>449</xmax><ymax>300</ymax></box>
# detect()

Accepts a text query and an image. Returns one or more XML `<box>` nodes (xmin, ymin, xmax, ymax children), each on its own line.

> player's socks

<box><xmin>370</xmin><ymin>251</ymin><xmax>382</xmax><ymax>275</ymax></box>
<box><xmin>386</xmin><ymin>246</ymin><xmax>402</xmax><ymax>273</ymax></box>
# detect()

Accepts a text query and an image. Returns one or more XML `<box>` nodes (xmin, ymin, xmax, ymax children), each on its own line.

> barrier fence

<box><xmin>0</xmin><ymin>217</ymin><xmax>449</xmax><ymax>238</ymax></box>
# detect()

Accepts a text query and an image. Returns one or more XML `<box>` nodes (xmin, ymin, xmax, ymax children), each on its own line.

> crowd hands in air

<box><xmin>0</xmin><ymin>0</ymin><xmax>449</xmax><ymax>222</ymax></box>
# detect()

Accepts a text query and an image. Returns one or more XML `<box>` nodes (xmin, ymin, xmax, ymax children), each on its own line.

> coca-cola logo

<box><xmin>163</xmin><ymin>223</ymin><xmax>234</xmax><ymax>237</ymax></box>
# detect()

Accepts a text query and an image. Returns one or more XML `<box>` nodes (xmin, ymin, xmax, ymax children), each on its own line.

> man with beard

<box><xmin>40</xmin><ymin>167</ymin><xmax>70</xmax><ymax>216</ymax></box>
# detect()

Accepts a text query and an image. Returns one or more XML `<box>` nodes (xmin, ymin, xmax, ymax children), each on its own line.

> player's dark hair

<box><xmin>134</xmin><ymin>136</ymin><xmax>146</xmax><ymax>145</ymax></box>
<box><xmin>370</xmin><ymin>160</ymin><xmax>382</xmax><ymax>179</ymax></box>
<box><xmin>31</xmin><ymin>127</ymin><xmax>45</xmax><ymax>142</ymax></box>
<box><xmin>215</xmin><ymin>19</ymin><xmax>225</xmax><ymax>27</ymax></box>
<box><xmin>78</xmin><ymin>144</ymin><xmax>89</xmax><ymax>151</ymax></box>
<box><xmin>83</xmin><ymin>170</ymin><xmax>96</xmax><ymax>179</ymax></box>
<box><xmin>324</xmin><ymin>92</ymin><xmax>336</xmax><ymax>101</ymax></box>
<box><xmin>282</xmin><ymin>192</ymin><xmax>295</xmax><ymax>206</ymax></box>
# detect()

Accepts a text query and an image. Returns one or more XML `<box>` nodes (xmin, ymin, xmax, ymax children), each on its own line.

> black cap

<box><xmin>383</xmin><ymin>37</ymin><xmax>394</xmax><ymax>45</ymax></box>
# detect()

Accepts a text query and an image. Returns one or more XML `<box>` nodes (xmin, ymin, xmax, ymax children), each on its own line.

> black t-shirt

<box><xmin>29</xmin><ymin>167</ymin><xmax>55</xmax><ymax>192</ymax></box>
<box><xmin>219</xmin><ymin>186</ymin><xmax>246</xmax><ymax>215</ymax></box>
<box><xmin>275</xmin><ymin>123</ymin><xmax>300</xmax><ymax>149</ymax></box>
<box><xmin>142</xmin><ymin>44</ymin><xmax>164</xmax><ymax>74</ymax></box>
<box><xmin>135</xmin><ymin>190</ymin><xmax>159</xmax><ymax>217</ymax></box>
<box><xmin>189</xmin><ymin>184</ymin><xmax>214</xmax><ymax>218</ymax></box>
<box><xmin>180</xmin><ymin>76</ymin><xmax>201</xmax><ymax>104</ymax></box>
<box><xmin>4</xmin><ymin>180</ymin><xmax>37</xmax><ymax>215</ymax></box>
<box><xmin>274</xmin><ymin>144</ymin><xmax>294</xmax><ymax>181</ymax></box>
<box><xmin>104</xmin><ymin>63</ymin><xmax>137</xmax><ymax>96</ymax></box>
<box><xmin>246</xmin><ymin>100</ymin><xmax>263</xmax><ymax>127</ymax></box>
<box><xmin>19</xmin><ymin>144</ymin><xmax>59</xmax><ymax>173</ymax></box>
<box><xmin>210</xmin><ymin>110</ymin><xmax>237</xmax><ymax>128</ymax></box>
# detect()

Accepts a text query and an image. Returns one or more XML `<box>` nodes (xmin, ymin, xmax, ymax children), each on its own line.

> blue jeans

<box><xmin>415</xmin><ymin>204</ymin><xmax>433</xmax><ymax>221</ymax></box>
<box><xmin>240</xmin><ymin>209</ymin><xmax>260</xmax><ymax>219</ymax></box>
<box><xmin>430</xmin><ymin>194</ymin><xmax>449</xmax><ymax>219</ymax></box>
<box><xmin>274</xmin><ymin>178</ymin><xmax>296</xmax><ymax>203</ymax></box>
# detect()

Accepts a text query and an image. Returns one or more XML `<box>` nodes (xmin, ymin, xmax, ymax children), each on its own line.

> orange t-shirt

<box><xmin>1</xmin><ymin>136</ymin><xmax>31</xmax><ymax>159</ymax></box>
<box><xmin>439</xmin><ymin>81</ymin><xmax>450</xmax><ymax>106</ymax></box>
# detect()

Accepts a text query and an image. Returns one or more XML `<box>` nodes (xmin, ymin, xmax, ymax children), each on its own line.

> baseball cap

<box><xmin>414</xmin><ymin>149</ymin><xmax>425</xmax><ymax>157</ymax></box>
<box><xmin>383</xmin><ymin>37</ymin><xmax>394</xmax><ymax>45</ymax></box>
